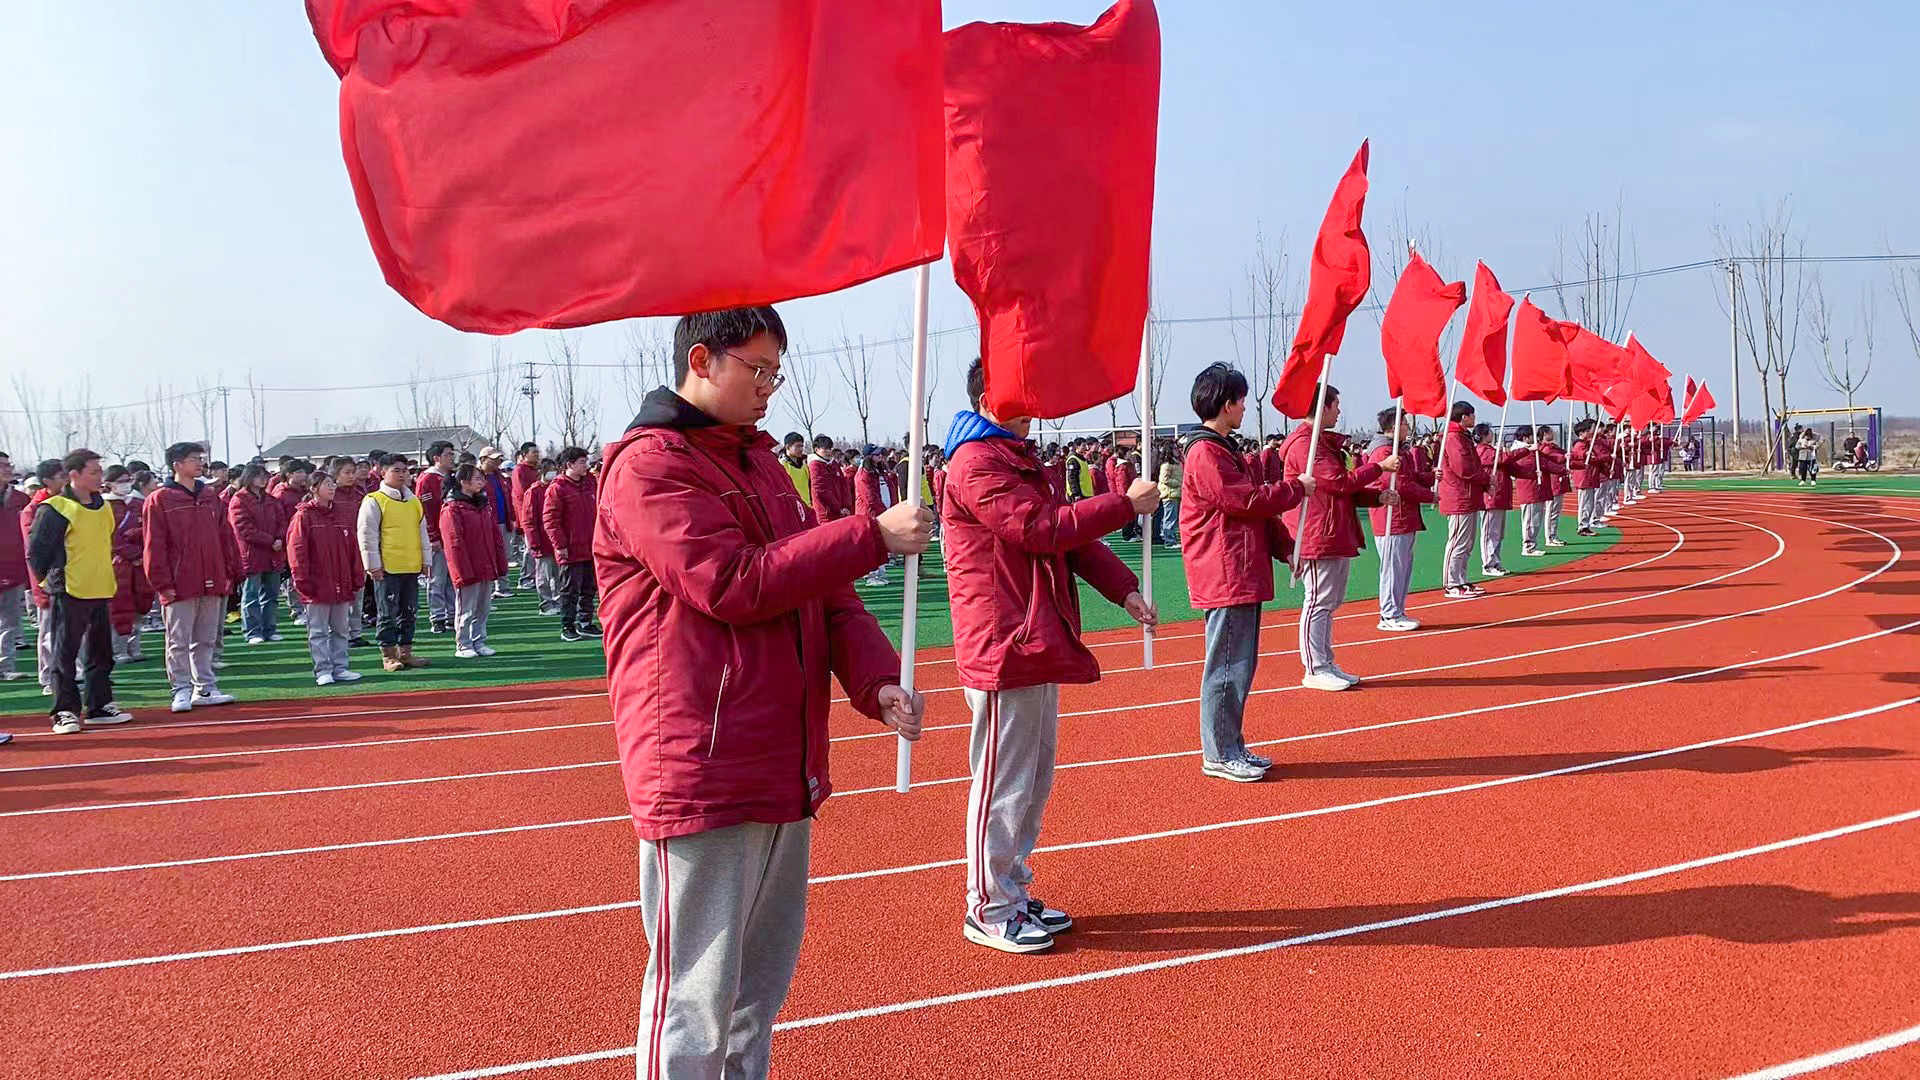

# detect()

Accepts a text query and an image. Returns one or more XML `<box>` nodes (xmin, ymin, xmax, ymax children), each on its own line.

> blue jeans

<box><xmin>1199</xmin><ymin>603</ymin><xmax>1262</xmax><ymax>763</ymax></box>
<box><xmin>1157</xmin><ymin>500</ymin><xmax>1180</xmax><ymax>545</ymax></box>
<box><xmin>241</xmin><ymin>571</ymin><xmax>280</xmax><ymax>641</ymax></box>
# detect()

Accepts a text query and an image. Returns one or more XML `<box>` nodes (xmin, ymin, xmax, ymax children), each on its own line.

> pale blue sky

<box><xmin>3</xmin><ymin>1</ymin><xmax>1916</xmax><ymax>459</ymax></box>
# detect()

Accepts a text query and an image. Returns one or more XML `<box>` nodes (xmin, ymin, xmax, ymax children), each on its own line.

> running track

<box><xmin>3</xmin><ymin>489</ymin><xmax>1917</xmax><ymax>1079</ymax></box>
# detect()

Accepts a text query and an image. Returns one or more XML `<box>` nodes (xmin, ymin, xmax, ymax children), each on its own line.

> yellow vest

<box><xmin>45</xmin><ymin>494</ymin><xmax>117</xmax><ymax>600</ymax></box>
<box><xmin>370</xmin><ymin>489</ymin><xmax>425</xmax><ymax>575</ymax></box>
<box><xmin>780</xmin><ymin>456</ymin><xmax>811</xmax><ymax>506</ymax></box>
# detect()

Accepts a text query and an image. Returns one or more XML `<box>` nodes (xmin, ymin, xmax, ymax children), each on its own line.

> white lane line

<box><xmin>0</xmin><ymin>692</ymin><xmax>602</xmax><ymax>742</ymax></box>
<box><xmin>1723</xmin><ymin>1022</ymin><xmax>1920</xmax><ymax>1079</ymax></box>
<box><xmin>0</xmin><ymin>510</ymin><xmax>1878</xmax><ymax>824</ymax></box>
<box><xmin>21</xmin><ymin>622</ymin><xmax>1915</xmax><ymax>878</ymax></box>
<box><xmin>415</xmin><ymin>807</ymin><xmax>1920</xmax><ymax>1078</ymax></box>
<box><xmin>7</xmin><ymin>691</ymin><xmax>1910</xmax><ymax>976</ymax></box>
<box><xmin>0</xmin><ymin>516</ymin><xmax>1703</xmax><ymax>775</ymax></box>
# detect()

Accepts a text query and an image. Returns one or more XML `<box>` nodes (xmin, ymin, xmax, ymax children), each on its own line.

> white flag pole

<box><xmin>1286</xmin><ymin>356</ymin><xmax>1336</xmax><ymax>586</ymax></box>
<box><xmin>895</xmin><ymin>263</ymin><xmax>931</xmax><ymax>795</ymax></box>
<box><xmin>1138</xmin><ymin>319</ymin><xmax>1156</xmax><ymax>668</ymax></box>
<box><xmin>1387</xmin><ymin>399</ymin><xmax>1404</xmax><ymax>532</ymax></box>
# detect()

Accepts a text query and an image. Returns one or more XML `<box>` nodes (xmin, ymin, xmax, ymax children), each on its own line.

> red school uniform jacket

<box><xmin>1178</xmin><ymin>430</ymin><xmax>1305</xmax><ymax>609</ymax></box>
<box><xmin>441</xmin><ymin>491</ymin><xmax>507</xmax><ymax>587</ymax></box>
<box><xmin>287</xmin><ymin>498</ymin><xmax>366</xmax><ymax>605</ymax></box>
<box><xmin>1480</xmin><ymin>444</ymin><xmax>1537</xmax><ymax>512</ymax></box>
<box><xmin>1367</xmin><ymin>440</ymin><xmax>1435</xmax><ymax>537</ymax></box>
<box><xmin>145</xmin><ymin>480</ymin><xmax>241</xmax><ymax>602</ymax></box>
<box><xmin>0</xmin><ymin>487</ymin><xmax>28</xmax><ymax>592</ymax></box>
<box><xmin>414</xmin><ymin>469</ymin><xmax>450</xmax><ymax>545</ymax></box>
<box><xmin>852</xmin><ymin>467</ymin><xmax>885</xmax><ymax>519</ymax></box>
<box><xmin>542</xmin><ymin>472</ymin><xmax>598</xmax><ymax>565</ymax></box>
<box><xmin>228</xmin><ymin>488</ymin><xmax>287</xmax><ymax>576</ymax></box>
<box><xmin>1436</xmin><ymin>423</ymin><xmax>1489</xmax><ymax>516</ymax></box>
<box><xmin>1513</xmin><ymin>446</ymin><xmax>1567</xmax><ymax>505</ymax></box>
<box><xmin>519</xmin><ymin>479</ymin><xmax>553</xmax><ymax>558</ymax></box>
<box><xmin>1279</xmin><ymin>422</ymin><xmax>1383</xmax><ymax>562</ymax></box>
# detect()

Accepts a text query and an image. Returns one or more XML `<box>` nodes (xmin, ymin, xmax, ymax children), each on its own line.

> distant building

<box><xmin>260</xmin><ymin>425</ymin><xmax>490</xmax><ymax>463</ymax></box>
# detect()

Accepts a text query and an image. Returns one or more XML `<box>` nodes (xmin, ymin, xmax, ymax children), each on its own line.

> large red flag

<box><xmin>1273</xmin><ymin>142</ymin><xmax>1370</xmax><ymax>417</ymax></box>
<box><xmin>1625</xmin><ymin>336</ymin><xmax>1673</xmax><ymax>399</ymax></box>
<box><xmin>1509</xmin><ymin>296</ymin><xmax>1574</xmax><ymax>403</ymax></box>
<box><xmin>309</xmin><ymin>0</ymin><xmax>946</xmax><ymax>333</ymax></box>
<box><xmin>1566</xmin><ymin>326</ymin><xmax>1627</xmax><ymax>404</ymax></box>
<box><xmin>1378</xmin><ymin>252</ymin><xmax>1466</xmax><ymax>418</ymax></box>
<box><xmin>946</xmin><ymin>0</ymin><xmax>1160</xmax><ymax>420</ymax></box>
<box><xmin>1452</xmin><ymin>262</ymin><xmax>1513</xmax><ymax>407</ymax></box>
<box><xmin>1682</xmin><ymin>380</ymin><xmax>1717</xmax><ymax>425</ymax></box>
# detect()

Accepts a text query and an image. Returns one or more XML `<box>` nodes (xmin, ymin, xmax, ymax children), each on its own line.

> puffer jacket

<box><xmin>287</xmin><ymin>497</ymin><xmax>365</xmax><ymax>605</ymax></box>
<box><xmin>0</xmin><ymin>487</ymin><xmax>28</xmax><ymax>591</ymax></box>
<box><xmin>145</xmin><ymin>479</ymin><xmax>240</xmax><ymax>601</ymax></box>
<box><xmin>1279</xmin><ymin>422</ymin><xmax>1383</xmax><ymax>561</ymax></box>
<box><xmin>442</xmin><ymin>490</ymin><xmax>507</xmax><ymax>588</ymax></box>
<box><xmin>1436</xmin><ymin>423</ymin><xmax>1489</xmax><ymax>516</ymax></box>
<box><xmin>1480</xmin><ymin>444</ymin><xmax>1538</xmax><ymax>512</ymax></box>
<box><xmin>228</xmin><ymin>488</ymin><xmax>287</xmax><ymax>576</ymax></box>
<box><xmin>1366</xmin><ymin>436</ymin><xmax>1435</xmax><ymax>537</ymax></box>
<box><xmin>1514</xmin><ymin>445</ymin><xmax>1568</xmax><ymax>504</ymax></box>
<box><xmin>519</xmin><ymin>479</ymin><xmax>553</xmax><ymax>558</ymax></box>
<box><xmin>940</xmin><ymin>411</ymin><xmax>1139</xmax><ymax>691</ymax></box>
<box><xmin>595</xmin><ymin>388</ymin><xmax>899</xmax><ymax>841</ymax></box>
<box><xmin>543</xmin><ymin>472</ymin><xmax>597</xmax><ymax>565</ymax></box>
<box><xmin>1177</xmin><ymin>429</ymin><xmax>1303</xmax><ymax>609</ymax></box>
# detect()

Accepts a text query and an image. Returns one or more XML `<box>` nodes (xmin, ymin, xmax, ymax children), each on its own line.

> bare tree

<box><xmin>1714</xmin><ymin>199</ymin><xmax>1808</xmax><ymax>469</ymax></box>
<box><xmin>890</xmin><ymin>321</ymin><xmax>945</xmax><ymax>441</ymax></box>
<box><xmin>546</xmin><ymin>333</ymin><xmax>600</xmax><ymax>451</ymax></box>
<box><xmin>1142</xmin><ymin>291</ymin><xmax>1174</xmax><ymax>424</ymax></box>
<box><xmin>1241</xmin><ymin>225</ymin><xmax>1296</xmax><ymax>434</ymax></box>
<box><xmin>618</xmin><ymin>323</ymin><xmax>675</xmax><ymax>416</ymax></box>
<box><xmin>403</xmin><ymin>362</ymin><xmax>450</xmax><ymax>432</ymax></box>
<box><xmin>472</xmin><ymin>342</ymin><xmax>521</xmax><ymax>449</ymax></box>
<box><xmin>243</xmin><ymin>371</ymin><xmax>269</xmax><ymax>458</ymax></box>
<box><xmin>189</xmin><ymin>375</ymin><xmax>222</xmax><ymax>454</ymax></box>
<box><xmin>1816</xmin><ymin>284</ymin><xmax>1875</xmax><ymax>433</ymax></box>
<box><xmin>9</xmin><ymin>374</ymin><xmax>50</xmax><ymax>461</ymax></box>
<box><xmin>1550</xmin><ymin>192</ymin><xmax>1639</xmax><ymax>346</ymax></box>
<box><xmin>778</xmin><ymin>336</ymin><xmax>832</xmax><ymax>440</ymax></box>
<box><xmin>834</xmin><ymin>328</ymin><xmax>877</xmax><ymax>447</ymax></box>
<box><xmin>1890</xmin><ymin>258</ymin><xmax>1920</xmax><ymax>372</ymax></box>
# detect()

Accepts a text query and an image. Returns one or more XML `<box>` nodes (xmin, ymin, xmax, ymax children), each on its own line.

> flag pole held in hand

<box><xmin>1138</xmin><ymin>320</ymin><xmax>1156</xmax><ymax>668</ymax></box>
<box><xmin>896</xmin><ymin>263</ymin><xmax>931</xmax><ymax>794</ymax></box>
<box><xmin>1287</xmin><ymin>359</ymin><xmax>1336</xmax><ymax>587</ymax></box>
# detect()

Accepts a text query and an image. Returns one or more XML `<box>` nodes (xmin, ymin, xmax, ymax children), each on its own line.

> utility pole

<box><xmin>218</xmin><ymin>386</ymin><xmax>232</xmax><ymax>464</ymax></box>
<box><xmin>1726</xmin><ymin>260</ymin><xmax>1742</xmax><ymax>460</ymax></box>
<box><xmin>520</xmin><ymin>360</ymin><xmax>541</xmax><ymax>450</ymax></box>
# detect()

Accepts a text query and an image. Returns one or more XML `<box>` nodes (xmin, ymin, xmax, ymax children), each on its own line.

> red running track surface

<box><xmin>2</xmin><ymin>489</ymin><xmax>1917</xmax><ymax>1079</ymax></box>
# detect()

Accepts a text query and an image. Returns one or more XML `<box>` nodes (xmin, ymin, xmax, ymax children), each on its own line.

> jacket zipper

<box><xmin>709</xmin><ymin>664</ymin><xmax>731</xmax><ymax>757</ymax></box>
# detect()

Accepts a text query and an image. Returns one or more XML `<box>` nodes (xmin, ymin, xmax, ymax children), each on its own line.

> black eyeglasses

<box><xmin>723</xmin><ymin>350</ymin><xmax>786</xmax><ymax>392</ymax></box>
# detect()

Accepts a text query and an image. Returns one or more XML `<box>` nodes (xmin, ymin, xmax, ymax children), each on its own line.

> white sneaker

<box><xmin>1201</xmin><ymin>758</ymin><xmax>1268</xmax><ymax>783</ymax></box>
<box><xmin>316</xmin><ymin>673</ymin><xmax>336</xmax><ymax>686</ymax></box>
<box><xmin>1328</xmin><ymin>665</ymin><xmax>1363</xmax><ymax>686</ymax></box>
<box><xmin>1545</xmin><ymin>538</ymin><xmax>1567</xmax><ymax>547</ymax></box>
<box><xmin>51</xmin><ymin>711</ymin><xmax>83</xmax><ymax>735</ymax></box>
<box><xmin>475</xmin><ymin>645</ymin><xmax>497</xmax><ymax>657</ymax></box>
<box><xmin>195</xmin><ymin>690</ymin><xmax>236</xmax><ymax>707</ymax></box>
<box><xmin>1520</xmin><ymin>547</ymin><xmax>1545</xmax><ymax>557</ymax></box>
<box><xmin>246</xmin><ymin>636</ymin><xmax>267</xmax><ymax>646</ymax></box>
<box><xmin>963</xmin><ymin>913</ymin><xmax>1054</xmax><ymax>954</ymax></box>
<box><xmin>1376</xmin><ymin>618</ymin><xmax>1420</xmax><ymax>632</ymax></box>
<box><xmin>455</xmin><ymin>647</ymin><xmax>480</xmax><ymax>659</ymax></box>
<box><xmin>170</xmin><ymin>688</ymin><xmax>195</xmax><ymax>713</ymax></box>
<box><xmin>1482</xmin><ymin>567</ymin><xmax>1508</xmax><ymax>577</ymax></box>
<box><xmin>335</xmin><ymin>670</ymin><xmax>363</xmax><ymax>683</ymax></box>
<box><xmin>1444</xmin><ymin>585</ymin><xmax>1477</xmax><ymax>599</ymax></box>
<box><xmin>1301</xmin><ymin>671</ymin><xmax>1352</xmax><ymax>692</ymax></box>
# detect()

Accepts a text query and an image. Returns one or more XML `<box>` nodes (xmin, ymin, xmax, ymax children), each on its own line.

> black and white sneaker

<box><xmin>1243</xmin><ymin>750</ymin><xmax>1274</xmax><ymax>770</ymax></box>
<box><xmin>963</xmin><ymin>912</ymin><xmax>1054</xmax><ymax>954</ymax></box>
<box><xmin>1025</xmin><ymin>899</ymin><xmax>1073</xmax><ymax>934</ymax></box>
<box><xmin>51</xmin><ymin>711</ymin><xmax>84</xmax><ymax>735</ymax></box>
<box><xmin>84</xmin><ymin>703</ymin><xmax>134</xmax><ymax>726</ymax></box>
<box><xmin>559</xmin><ymin>627</ymin><xmax>583</xmax><ymax>643</ymax></box>
<box><xmin>578</xmin><ymin>622</ymin><xmax>604</xmax><ymax>639</ymax></box>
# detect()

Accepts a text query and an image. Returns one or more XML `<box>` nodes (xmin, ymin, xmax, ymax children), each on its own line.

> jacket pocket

<box><xmin>706</xmin><ymin>663</ymin><xmax>732</xmax><ymax>758</ymax></box>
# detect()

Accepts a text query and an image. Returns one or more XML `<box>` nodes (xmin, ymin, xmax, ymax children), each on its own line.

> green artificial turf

<box><xmin>2</xmin><ymin>504</ymin><xmax>1627</xmax><ymax>717</ymax></box>
<box><xmin>1660</xmin><ymin>471</ymin><xmax>1920</xmax><ymax>496</ymax></box>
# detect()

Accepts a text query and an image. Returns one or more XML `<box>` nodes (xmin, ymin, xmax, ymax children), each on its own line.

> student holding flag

<box><xmin>1368</xmin><ymin>407</ymin><xmax>1433</xmax><ymax>631</ymax></box>
<box><xmin>1570</xmin><ymin>419</ymin><xmax>1609</xmax><ymax>535</ymax></box>
<box><xmin>1478</xmin><ymin>424</ymin><xmax>1536</xmax><ymax>578</ymax></box>
<box><xmin>1515</xmin><ymin>425</ymin><xmax>1569</xmax><ymax>556</ymax></box>
<box><xmin>1437</xmin><ymin>402</ymin><xmax>1489</xmax><ymax>598</ymax></box>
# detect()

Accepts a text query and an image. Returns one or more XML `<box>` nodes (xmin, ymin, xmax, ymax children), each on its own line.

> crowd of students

<box><xmin>0</xmin><ymin>438</ymin><xmax>610</xmax><ymax>740</ymax></box>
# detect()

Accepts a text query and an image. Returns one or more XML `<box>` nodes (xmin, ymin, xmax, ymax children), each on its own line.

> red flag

<box><xmin>1625</xmin><ymin>336</ymin><xmax>1673</xmax><ymax>399</ymax></box>
<box><xmin>1451</xmin><ymin>262</ymin><xmax>1513</xmax><ymax>407</ymax></box>
<box><xmin>1601</xmin><ymin>379</ymin><xmax>1637</xmax><ymax>421</ymax></box>
<box><xmin>1509</xmin><ymin>296</ymin><xmax>1575</xmax><ymax>403</ymax></box>
<box><xmin>1566</xmin><ymin>326</ymin><xmax>1627</xmax><ymax>404</ymax></box>
<box><xmin>1273</xmin><ymin>141</ymin><xmax>1370</xmax><ymax>417</ymax></box>
<box><xmin>1682</xmin><ymin>380</ymin><xmax>1717</xmax><ymax>426</ymax></box>
<box><xmin>309</xmin><ymin>0</ymin><xmax>946</xmax><ymax>333</ymax></box>
<box><xmin>1378</xmin><ymin>252</ymin><xmax>1465</xmax><ymax>418</ymax></box>
<box><xmin>946</xmin><ymin>0</ymin><xmax>1160</xmax><ymax>420</ymax></box>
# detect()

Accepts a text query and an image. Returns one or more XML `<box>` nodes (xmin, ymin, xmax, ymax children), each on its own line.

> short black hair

<box><xmin>1473</xmin><ymin>422</ymin><xmax>1492</xmax><ymax>441</ymax></box>
<box><xmin>165</xmin><ymin>441</ymin><xmax>207</xmax><ymax>469</ymax></box>
<box><xmin>782</xmin><ymin>431</ymin><xmax>805</xmax><ymax>448</ymax></box>
<box><xmin>288</xmin><ymin>459</ymin><xmax>313</xmax><ymax>476</ymax></box>
<box><xmin>1189</xmin><ymin>363</ymin><xmax>1249</xmax><ymax>422</ymax></box>
<box><xmin>105</xmin><ymin>464</ymin><xmax>130</xmax><ymax>483</ymax></box>
<box><xmin>126</xmin><ymin>459</ymin><xmax>151</xmax><ymax>474</ymax></box>
<box><xmin>383</xmin><ymin>455</ymin><xmax>413</xmax><ymax>472</ymax></box>
<box><xmin>132</xmin><ymin>469</ymin><xmax>154</xmax><ymax>489</ymax></box>
<box><xmin>238</xmin><ymin>462</ymin><xmax>271</xmax><ymax>489</ymax></box>
<box><xmin>62</xmin><ymin>449</ymin><xmax>101</xmax><ymax>475</ymax></box>
<box><xmin>453</xmin><ymin>463</ymin><xmax>481</xmax><ymax>487</ymax></box>
<box><xmin>1536</xmin><ymin>424</ymin><xmax>1555</xmax><ymax>440</ymax></box>
<box><xmin>1450</xmin><ymin>400</ymin><xmax>1477</xmax><ymax>423</ymax></box>
<box><xmin>967</xmin><ymin>358</ymin><xmax>986</xmax><ymax>413</ymax></box>
<box><xmin>517</xmin><ymin>441</ymin><xmax>539</xmax><ymax>456</ymax></box>
<box><xmin>428</xmin><ymin>441</ymin><xmax>454</xmax><ymax>459</ymax></box>
<box><xmin>1574</xmin><ymin>418</ymin><xmax>1596</xmax><ymax>436</ymax></box>
<box><xmin>812</xmin><ymin>434</ymin><xmax>834</xmax><ymax>451</ymax></box>
<box><xmin>673</xmin><ymin>307</ymin><xmax>788</xmax><ymax>385</ymax></box>
<box><xmin>1377</xmin><ymin>407</ymin><xmax>1400</xmax><ymax>432</ymax></box>
<box><xmin>209</xmin><ymin>460</ymin><xmax>227</xmax><ymax>471</ymax></box>
<box><xmin>36</xmin><ymin>458</ymin><xmax>63</xmax><ymax>482</ymax></box>
<box><xmin>558</xmin><ymin>446</ymin><xmax>590</xmax><ymax>467</ymax></box>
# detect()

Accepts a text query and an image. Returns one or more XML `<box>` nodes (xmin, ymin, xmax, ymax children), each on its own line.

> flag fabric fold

<box><xmin>309</xmin><ymin>0</ymin><xmax>946</xmax><ymax>333</ymax></box>
<box><xmin>1509</xmin><ymin>296</ymin><xmax>1575</xmax><ymax>403</ymax></box>
<box><xmin>1565</xmin><ymin>326</ymin><xmax>1627</xmax><ymax>405</ymax></box>
<box><xmin>1378</xmin><ymin>252</ymin><xmax>1466</xmax><ymax>418</ymax></box>
<box><xmin>1273</xmin><ymin>141</ymin><xmax>1371</xmax><ymax>418</ymax></box>
<box><xmin>945</xmin><ymin>0</ymin><xmax>1161</xmax><ymax>420</ymax></box>
<box><xmin>1451</xmin><ymin>262</ymin><xmax>1514</xmax><ymax>407</ymax></box>
<box><xmin>1682</xmin><ymin>380</ymin><xmax>1717</xmax><ymax>426</ymax></box>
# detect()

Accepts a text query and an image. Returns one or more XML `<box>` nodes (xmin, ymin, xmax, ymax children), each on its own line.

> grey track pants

<box><xmin>0</xmin><ymin>587</ymin><xmax>22</xmax><ymax>678</ymax></box>
<box><xmin>1577</xmin><ymin>488</ymin><xmax>1602</xmax><ymax>530</ymax></box>
<box><xmin>162</xmin><ymin>595</ymin><xmax>224</xmax><ymax>694</ymax></box>
<box><xmin>963</xmin><ymin>683</ymin><xmax>1060</xmax><ymax>928</ymax></box>
<box><xmin>428</xmin><ymin>547</ymin><xmax>454</xmax><ymax>624</ymax></box>
<box><xmin>1480</xmin><ymin>509</ymin><xmax>1507</xmax><ymax>572</ymax></box>
<box><xmin>1444</xmin><ymin>512</ymin><xmax>1477</xmax><ymax>588</ymax></box>
<box><xmin>1297</xmin><ymin>556</ymin><xmax>1352</xmax><ymax>676</ymax></box>
<box><xmin>1376</xmin><ymin>532</ymin><xmax>1415</xmax><ymax>621</ymax></box>
<box><xmin>635</xmin><ymin>820</ymin><xmax>812</xmax><ymax>1080</ymax></box>
<box><xmin>305</xmin><ymin>602</ymin><xmax>352</xmax><ymax>678</ymax></box>
<box><xmin>454</xmin><ymin>583</ymin><xmax>492</xmax><ymax>651</ymax></box>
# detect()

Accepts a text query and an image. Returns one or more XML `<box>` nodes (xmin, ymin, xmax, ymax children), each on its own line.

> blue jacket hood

<box><xmin>942</xmin><ymin>410</ymin><xmax>1018</xmax><ymax>458</ymax></box>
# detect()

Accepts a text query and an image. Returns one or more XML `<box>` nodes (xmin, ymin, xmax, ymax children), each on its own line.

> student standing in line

<box><xmin>1478</xmin><ymin>426</ymin><xmax>1536</xmax><ymax>577</ymax></box>
<box><xmin>414</xmin><ymin>440</ymin><xmax>457</xmax><ymax>634</ymax></box>
<box><xmin>1368</xmin><ymin>407</ymin><xmax>1433</xmax><ymax>632</ymax></box>
<box><xmin>229</xmin><ymin>463</ymin><xmax>287</xmax><ymax>645</ymax></box>
<box><xmin>1516</xmin><ymin>425</ymin><xmax>1568</xmax><ymax>556</ymax></box>
<box><xmin>24</xmin><ymin>459</ymin><xmax>65</xmax><ymax>693</ymax></box>
<box><xmin>0</xmin><ymin>453</ymin><xmax>27</xmax><ymax>686</ymax></box>
<box><xmin>852</xmin><ymin>450</ymin><xmax>889</xmax><ymax>586</ymax></box>
<box><xmin>329</xmin><ymin>457</ymin><xmax>372</xmax><ymax>648</ymax></box>
<box><xmin>28</xmin><ymin>449</ymin><xmax>134</xmax><ymax>734</ymax></box>
<box><xmin>1281</xmin><ymin>386</ymin><xmax>1397</xmax><ymax>691</ymax></box>
<box><xmin>145</xmin><ymin>443</ymin><xmax>240</xmax><ymax>713</ymax></box>
<box><xmin>519</xmin><ymin>459</ymin><xmax>561</xmax><ymax>616</ymax></box>
<box><xmin>778</xmin><ymin>432</ymin><xmax>813</xmax><ymax>509</ymax></box>
<box><xmin>477</xmin><ymin>448</ymin><xmax>514</xmax><ymax>600</ymax></box>
<box><xmin>276</xmin><ymin>461</ymin><xmax>313</xmax><ymax>626</ymax></box>
<box><xmin>806</xmin><ymin>435</ymin><xmax>849</xmax><ymax>524</ymax></box>
<box><xmin>596</xmin><ymin>307</ymin><xmax>926</xmax><ymax>1079</ymax></box>
<box><xmin>945</xmin><ymin>359</ymin><xmax>1160</xmax><ymax>952</ymax></box>
<box><xmin>358</xmin><ymin>456</ymin><xmax>432</xmax><ymax>673</ymax></box>
<box><xmin>510</xmin><ymin>441</ymin><xmax>541</xmax><ymax>589</ymax></box>
<box><xmin>1437</xmin><ymin>401</ymin><xmax>1488</xmax><ymax>599</ymax></box>
<box><xmin>102</xmin><ymin>465</ymin><xmax>153</xmax><ymax>664</ymax></box>
<box><xmin>443</xmin><ymin>464</ymin><xmax>505</xmax><ymax>659</ymax></box>
<box><xmin>543</xmin><ymin>446</ymin><xmax>601</xmax><ymax>642</ymax></box>
<box><xmin>1179</xmin><ymin>363</ymin><xmax>1309</xmax><ymax>782</ymax></box>
<box><xmin>1570</xmin><ymin>419</ymin><xmax>1608</xmax><ymax>536</ymax></box>
<box><xmin>287</xmin><ymin>470</ymin><xmax>365</xmax><ymax>686</ymax></box>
